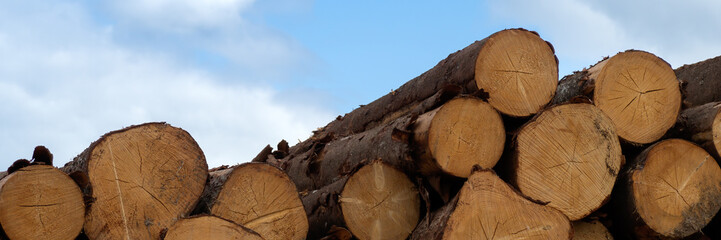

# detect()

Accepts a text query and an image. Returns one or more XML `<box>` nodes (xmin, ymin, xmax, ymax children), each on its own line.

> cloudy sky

<box><xmin>1</xmin><ymin>0</ymin><xmax>720</xmax><ymax>169</ymax></box>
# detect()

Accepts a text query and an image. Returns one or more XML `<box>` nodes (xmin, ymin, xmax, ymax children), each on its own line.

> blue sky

<box><xmin>1</xmin><ymin>0</ymin><xmax>720</xmax><ymax>169</ymax></box>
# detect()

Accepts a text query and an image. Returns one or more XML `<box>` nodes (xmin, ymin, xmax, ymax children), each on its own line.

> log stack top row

<box><xmin>0</xmin><ymin>28</ymin><xmax>720</xmax><ymax>240</ymax></box>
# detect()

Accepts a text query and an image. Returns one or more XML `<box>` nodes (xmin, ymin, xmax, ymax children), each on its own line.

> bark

<box><xmin>301</xmin><ymin>161</ymin><xmax>420</xmax><ymax>240</ymax></box>
<box><xmin>274</xmin><ymin>28</ymin><xmax>556</xmax><ymax>168</ymax></box>
<box><xmin>675</xmin><ymin>55</ymin><xmax>721</xmax><ymax>108</ymax></box>
<box><xmin>302</xmin><ymin>175</ymin><xmax>348</xmax><ymax>239</ymax></box>
<box><xmin>672</xmin><ymin>102</ymin><xmax>721</xmax><ymax>160</ymax></box>
<box><xmin>278</xmin><ymin>114</ymin><xmax>418</xmax><ymax>192</ymax></box>
<box><xmin>60</xmin><ymin>122</ymin><xmax>208</xmax><ymax>240</ymax></box>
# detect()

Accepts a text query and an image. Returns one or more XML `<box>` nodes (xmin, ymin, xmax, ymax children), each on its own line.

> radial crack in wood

<box><xmin>475</xmin><ymin>29</ymin><xmax>558</xmax><ymax>117</ymax></box>
<box><xmin>413</xmin><ymin>96</ymin><xmax>505</xmax><ymax>177</ymax></box>
<box><xmin>554</xmin><ymin>50</ymin><xmax>681</xmax><ymax>144</ymax></box>
<box><xmin>512</xmin><ymin>103</ymin><xmax>623</xmax><ymax>220</ymax></box>
<box><xmin>209</xmin><ymin>163</ymin><xmax>308</xmax><ymax>240</ymax></box>
<box><xmin>340</xmin><ymin>161</ymin><xmax>420</xmax><ymax>240</ymax></box>
<box><xmin>61</xmin><ymin>122</ymin><xmax>208</xmax><ymax>240</ymax></box>
<box><xmin>620</xmin><ymin>139</ymin><xmax>721</xmax><ymax>238</ymax></box>
<box><xmin>410</xmin><ymin>169</ymin><xmax>571</xmax><ymax>239</ymax></box>
<box><xmin>0</xmin><ymin>165</ymin><xmax>84</xmax><ymax>240</ymax></box>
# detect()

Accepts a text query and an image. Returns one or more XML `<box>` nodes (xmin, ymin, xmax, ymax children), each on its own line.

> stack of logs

<box><xmin>0</xmin><ymin>28</ymin><xmax>720</xmax><ymax>240</ymax></box>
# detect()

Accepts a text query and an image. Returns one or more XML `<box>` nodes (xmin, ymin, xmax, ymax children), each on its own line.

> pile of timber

<box><xmin>0</xmin><ymin>28</ymin><xmax>720</xmax><ymax>240</ymax></box>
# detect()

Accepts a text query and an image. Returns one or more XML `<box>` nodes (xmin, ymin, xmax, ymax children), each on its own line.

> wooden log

<box><xmin>573</xmin><ymin>220</ymin><xmax>613</xmax><ymax>240</ymax></box>
<box><xmin>162</xmin><ymin>215</ymin><xmax>263</xmax><ymax>240</ymax></box>
<box><xmin>616</xmin><ymin>139</ymin><xmax>721</xmax><ymax>239</ymax></box>
<box><xmin>61</xmin><ymin>122</ymin><xmax>208</xmax><ymax>240</ymax></box>
<box><xmin>279</xmin><ymin>96</ymin><xmax>504</xmax><ymax>194</ymax></box>
<box><xmin>0</xmin><ymin>165</ymin><xmax>84</xmax><ymax>240</ymax></box>
<box><xmin>675</xmin><ymin>55</ymin><xmax>721</xmax><ymax>108</ymax></box>
<box><xmin>509</xmin><ymin>103</ymin><xmax>623</xmax><ymax>220</ymax></box>
<box><xmin>553</xmin><ymin>50</ymin><xmax>681</xmax><ymax>144</ymax></box>
<box><xmin>302</xmin><ymin>161</ymin><xmax>420</xmax><ymax>240</ymax></box>
<box><xmin>193</xmin><ymin>163</ymin><xmax>308</xmax><ymax>240</ymax></box>
<box><xmin>673</xmin><ymin>102</ymin><xmax>721</xmax><ymax>160</ymax></box>
<box><xmin>312</xmin><ymin>28</ymin><xmax>557</xmax><ymax>143</ymax></box>
<box><xmin>410</xmin><ymin>168</ymin><xmax>571</xmax><ymax>239</ymax></box>
<box><xmin>412</xmin><ymin>96</ymin><xmax>505</xmax><ymax>178</ymax></box>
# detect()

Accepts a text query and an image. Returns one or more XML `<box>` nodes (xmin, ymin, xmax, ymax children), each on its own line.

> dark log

<box><xmin>675</xmin><ymin>55</ymin><xmax>721</xmax><ymax>108</ymax></box>
<box><xmin>672</xmin><ymin>102</ymin><xmax>721</xmax><ymax>160</ymax></box>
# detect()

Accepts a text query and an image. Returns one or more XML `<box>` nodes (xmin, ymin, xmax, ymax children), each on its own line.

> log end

<box><xmin>514</xmin><ymin>103</ymin><xmax>623</xmax><ymax>220</ymax></box>
<box><xmin>426</xmin><ymin>97</ymin><xmax>505</xmax><ymax>178</ymax></box>
<box><xmin>163</xmin><ymin>215</ymin><xmax>263</xmax><ymax>240</ymax></box>
<box><xmin>81</xmin><ymin>123</ymin><xmax>209</xmax><ymax>239</ymax></box>
<box><xmin>572</xmin><ymin>220</ymin><xmax>613</xmax><ymax>240</ymax></box>
<box><xmin>340</xmin><ymin>161</ymin><xmax>421</xmax><ymax>240</ymax></box>
<box><xmin>441</xmin><ymin>169</ymin><xmax>571</xmax><ymax>239</ymax></box>
<box><xmin>211</xmin><ymin>163</ymin><xmax>308</xmax><ymax>240</ymax></box>
<box><xmin>630</xmin><ymin>139</ymin><xmax>721</xmax><ymax>238</ymax></box>
<box><xmin>0</xmin><ymin>165</ymin><xmax>85</xmax><ymax>240</ymax></box>
<box><xmin>593</xmin><ymin>50</ymin><xmax>681</xmax><ymax>144</ymax></box>
<box><xmin>474</xmin><ymin>28</ymin><xmax>558</xmax><ymax>117</ymax></box>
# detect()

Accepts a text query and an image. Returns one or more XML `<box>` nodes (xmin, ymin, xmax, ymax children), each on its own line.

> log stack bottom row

<box><xmin>1</xmin><ymin>28</ymin><xmax>721</xmax><ymax>240</ymax></box>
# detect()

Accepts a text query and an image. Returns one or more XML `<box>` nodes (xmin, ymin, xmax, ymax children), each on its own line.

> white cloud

<box><xmin>106</xmin><ymin>0</ymin><xmax>255</xmax><ymax>31</ymax></box>
<box><xmin>0</xmin><ymin>1</ymin><xmax>332</xmax><ymax>169</ymax></box>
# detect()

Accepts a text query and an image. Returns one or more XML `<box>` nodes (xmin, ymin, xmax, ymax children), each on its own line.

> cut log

<box><xmin>673</xmin><ymin>102</ymin><xmax>721</xmax><ymax>160</ymax></box>
<box><xmin>340</xmin><ymin>161</ymin><xmax>421</xmax><ymax>240</ymax></box>
<box><xmin>280</xmin><ymin>96</ymin><xmax>504</xmax><ymax>194</ymax></box>
<box><xmin>61</xmin><ymin>122</ymin><xmax>208</xmax><ymax>240</ymax></box>
<box><xmin>163</xmin><ymin>215</ymin><xmax>263</xmax><ymax>240</ymax></box>
<box><xmin>0</xmin><ymin>165</ymin><xmax>84</xmax><ymax>240</ymax></box>
<box><xmin>510</xmin><ymin>103</ymin><xmax>623</xmax><ymax>220</ymax></box>
<box><xmin>675</xmin><ymin>55</ymin><xmax>721</xmax><ymax>107</ymax></box>
<box><xmin>302</xmin><ymin>161</ymin><xmax>420</xmax><ymax>240</ymax></box>
<box><xmin>573</xmin><ymin>220</ymin><xmax>613</xmax><ymax>240</ymax></box>
<box><xmin>194</xmin><ymin>163</ymin><xmax>308</xmax><ymax>240</ymax></box>
<box><xmin>411</xmin><ymin>168</ymin><xmax>571</xmax><ymax>239</ymax></box>
<box><xmin>553</xmin><ymin>50</ymin><xmax>681</xmax><ymax>144</ymax></box>
<box><xmin>309</xmin><ymin>28</ymin><xmax>556</xmax><ymax>144</ymax></box>
<box><xmin>280</xmin><ymin>114</ymin><xmax>416</xmax><ymax>192</ymax></box>
<box><xmin>412</xmin><ymin>96</ymin><xmax>505</xmax><ymax>177</ymax></box>
<box><xmin>617</xmin><ymin>139</ymin><xmax>721</xmax><ymax>239</ymax></box>
<box><xmin>474</xmin><ymin>29</ymin><xmax>558</xmax><ymax>117</ymax></box>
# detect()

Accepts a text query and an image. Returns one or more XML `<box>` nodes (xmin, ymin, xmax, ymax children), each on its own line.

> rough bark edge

<box><xmin>284</xmin><ymin>28</ymin><xmax>555</xmax><ymax>161</ymax></box>
<box><xmin>675</xmin><ymin>55</ymin><xmax>721</xmax><ymax>108</ymax></box>
<box><xmin>280</xmin><ymin>112</ymin><xmax>420</xmax><ymax>192</ymax></box>
<box><xmin>672</xmin><ymin>102</ymin><xmax>721</xmax><ymax>160</ymax></box>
